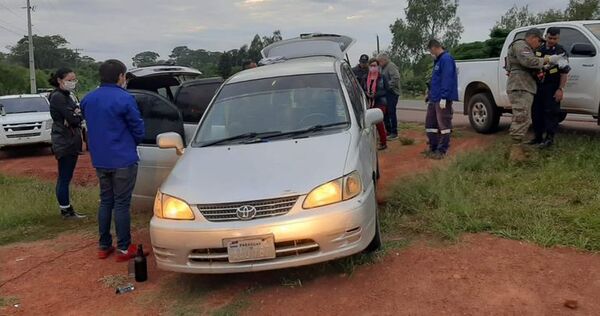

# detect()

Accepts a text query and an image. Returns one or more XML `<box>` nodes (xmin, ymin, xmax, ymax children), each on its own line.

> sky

<box><xmin>0</xmin><ymin>0</ymin><xmax>570</xmax><ymax>66</ymax></box>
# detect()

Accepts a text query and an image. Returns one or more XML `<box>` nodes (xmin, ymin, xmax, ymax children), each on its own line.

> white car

<box><xmin>0</xmin><ymin>94</ymin><xmax>52</xmax><ymax>149</ymax></box>
<box><xmin>140</xmin><ymin>34</ymin><xmax>384</xmax><ymax>273</ymax></box>
<box><xmin>458</xmin><ymin>21</ymin><xmax>600</xmax><ymax>133</ymax></box>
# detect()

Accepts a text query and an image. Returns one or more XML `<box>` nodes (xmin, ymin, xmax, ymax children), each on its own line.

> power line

<box><xmin>0</xmin><ymin>22</ymin><xmax>22</xmax><ymax>36</ymax></box>
<box><xmin>0</xmin><ymin>17</ymin><xmax>27</xmax><ymax>33</ymax></box>
<box><xmin>0</xmin><ymin>0</ymin><xmax>21</xmax><ymax>19</ymax></box>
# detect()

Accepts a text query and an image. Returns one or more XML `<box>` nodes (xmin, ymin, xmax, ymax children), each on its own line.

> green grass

<box><xmin>0</xmin><ymin>296</ymin><xmax>19</xmax><ymax>308</ymax></box>
<box><xmin>381</xmin><ymin>134</ymin><xmax>600</xmax><ymax>251</ymax></box>
<box><xmin>0</xmin><ymin>174</ymin><xmax>99</xmax><ymax>245</ymax></box>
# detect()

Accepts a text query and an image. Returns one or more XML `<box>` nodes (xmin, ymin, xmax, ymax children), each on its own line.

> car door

<box><xmin>341</xmin><ymin>64</ymin><xmax>374</xmax><ymax>187</ymax></box>
<box><xmin>173</xmin><ymin>78</ymin><xmax>224</xmax><ymax>141</ymax></box>
<box><xmin>558</xmin><ymin>27</ymin><xmax>599</xmax><ymax>114</ymax></box>
<box><xmin>129</xmin><ymin>90</ymin><xmax>186</xmax><ymax>212</ymax></box>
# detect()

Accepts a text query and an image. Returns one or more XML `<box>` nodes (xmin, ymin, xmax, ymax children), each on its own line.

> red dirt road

<box><xmin>1</xmin><ymin>129</ymin><xmax>599</xmax><ymax>315</ymax></box>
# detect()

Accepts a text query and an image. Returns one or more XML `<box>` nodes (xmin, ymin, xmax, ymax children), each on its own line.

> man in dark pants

<box><xmin>425</xmin><ymin>39</ymin><xmax>458</xmax><ymax>159</ymax></box>
<box><xmin>378</xmin><ymin>54</ymin><xmax>401</xmax><ymax>139</ymax></box>
<box><xmin>529</xmin><ymin>27</ymin><xmax>570</xmax><ymax>148</ymax></box>
<box><xmin>81</xmin><ymin>59</ymin><xmax>146</xmax><ymax>262</ymax></box>
<box><xmin>352</xmin><ymin>54</ymin><xmax>370</xmax><ymax>89</ymax></box>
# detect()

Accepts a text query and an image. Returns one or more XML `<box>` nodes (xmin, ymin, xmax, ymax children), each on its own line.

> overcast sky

<box><xmin>0</xmin><ymin>0</ymin><xmax>569</xmax><ymax>66</ymax></box>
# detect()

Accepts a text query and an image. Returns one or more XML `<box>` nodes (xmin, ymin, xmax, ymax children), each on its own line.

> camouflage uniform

<box><xmin>506</xmin><ymin>40</ymin><xmax>546</xmax><ymax>143</ymax></box>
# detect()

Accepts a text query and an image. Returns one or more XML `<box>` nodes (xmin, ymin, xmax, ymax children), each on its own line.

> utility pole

<box><xmin>26</xmin><ymin>0</ymin><xmax>36</xmax><ymax>93</ymax></box>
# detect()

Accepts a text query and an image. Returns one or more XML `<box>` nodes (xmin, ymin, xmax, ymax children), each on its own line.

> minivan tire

<box><xmin>468</xmin><ymin>92</ymin><xmax>500</xmax><ymax>134</ymax></box>
<box><xmin>365</xmin><ymin>213</ymin><xmax>382</xmax><ymax>253</ymax></box>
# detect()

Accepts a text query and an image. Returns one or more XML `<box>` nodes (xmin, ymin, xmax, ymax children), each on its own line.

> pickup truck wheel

<box><xmin>557</xmin><ymin>112</ymin><xmax>567</xmax><ymax>123</ymax></box>
<box><xmin>468</xmin><ymin>93</ymin><xmax>500</xmax><ymax>134</ymax></box>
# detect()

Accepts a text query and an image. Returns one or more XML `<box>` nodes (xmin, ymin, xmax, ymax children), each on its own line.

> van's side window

<box><xmin>559</xmin><ymin>28</ymin><xmax>593</xmax><ymax>57</ymax></box>
<box><xmin>341</xmin><ymin>65</ymin><xmax>365</xmax><ymax>128</ymax></box>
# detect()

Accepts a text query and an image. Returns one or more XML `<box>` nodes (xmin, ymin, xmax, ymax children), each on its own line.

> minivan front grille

<box><xmin>188</xmin><ymin>239</ymin><xmax>319</xmax><ymax>263</ymax></box>
<box><xmin>197</xmin><ymin>196</ymin><xmax>299</xmax><ymax>222</ymax></box>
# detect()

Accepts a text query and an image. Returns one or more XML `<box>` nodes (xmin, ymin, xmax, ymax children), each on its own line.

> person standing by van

<box><xmin>81</xmin><ymin>59</ymin><xmax>146</xmax><ymax>261</ymax></box>
<box><xmin>364</xmin><ymin>58</ymin><xmax>388</xmax><ymax>150</ymax></box>
<box><xmin>377</xmin><ymin>54</ymin><xmax>401</xmax><ymax>139</ymax></box>
<box><xmin>48</xmin><ymin>68</ymin><xmax>86</xmax><ymax>219</ymax></box>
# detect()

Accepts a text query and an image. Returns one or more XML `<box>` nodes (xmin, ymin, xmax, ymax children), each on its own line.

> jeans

<box><xmin>385</xmin><ymin>93</ymin><xmax>399</xmax><ymax>135</ymax></box>
<box><xmin>426</xmin><ymin>101</ymin><xmax>454</xmax><ymax>154</ymax></box>
<box><xmin>56</xmin><ymin>155</ymin><xmax>79</xmax><ymax>208</ymax></box>
<box><xmin>96</xmin><ymin>164</ymin><xmax>138</xmax><ymax>251</ymax></box>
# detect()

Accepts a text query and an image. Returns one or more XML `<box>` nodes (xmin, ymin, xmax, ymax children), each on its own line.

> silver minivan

<box><xmin>138</xmin><ymin>35</ymin><xmax>384</xmax><ymax>273</ymax></box>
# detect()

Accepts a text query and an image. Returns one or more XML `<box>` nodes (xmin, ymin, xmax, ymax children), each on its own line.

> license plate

<box><xmin>226</xmin><ymin>235</ymin><xmax>276</xmax><ymax>263</ymax></box>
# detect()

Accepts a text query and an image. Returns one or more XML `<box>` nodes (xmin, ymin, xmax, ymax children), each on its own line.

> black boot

<box><xmin>527</xmin><ymin>134</ymin><xmax>543</xmax><ymax>145</ymax></box>
<box><xmin>61</xmin><ymin>206</ymin><xmax>87</xmax><ymax>219</ymax></box>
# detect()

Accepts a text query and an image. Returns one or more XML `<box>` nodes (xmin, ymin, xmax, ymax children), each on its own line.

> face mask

<box><xmin>63</xmin><ymin>80</ymin><xmax>77</xmax><ymax>91</ymax></box>
<box><xmin>369</xmin><ymin>66</ymin><xmax>378</xmax><ymax>73</ymax></box>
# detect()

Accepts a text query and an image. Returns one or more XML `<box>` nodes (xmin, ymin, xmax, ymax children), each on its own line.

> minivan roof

<box><xmin>0</xmin><ymin>94</ymin><xmax>45</xmax><ymax>100</ymax></box>
<box><xmin>227</xmin><ymin>56</ymin><xmax>339</xmax><ymax>84</ymax></box>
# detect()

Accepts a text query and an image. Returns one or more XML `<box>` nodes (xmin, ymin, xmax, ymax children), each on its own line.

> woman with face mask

<box><xmin>365</xmin><ymin>58</ymin><xmax>388</xmax><ymax>150</ymax></box>
<box><xmin>48</xmin><ymin>68</ymin><xmax>86</xmax><ymax>219</ymax></box>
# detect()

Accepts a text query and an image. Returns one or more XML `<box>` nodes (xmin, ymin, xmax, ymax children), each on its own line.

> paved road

<box><xmin>397</xmin><ymin>100</ymin><xmax>599</xmax><ymax>134</ymax></box>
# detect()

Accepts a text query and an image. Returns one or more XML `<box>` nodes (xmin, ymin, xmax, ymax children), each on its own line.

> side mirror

<box><xmin>571</xmin><ymin>43</ymin><xmax>596</xmax><ymax>57</ymax></box>
<box><xmin>365</xmin><ymin>108</ymin><xmax>384</xmax><ymax>126</ymax></box>
<box><xmin>157</xmin><ymin>132</ymin><xmax>185</xmax><ymax>156</ymax></box>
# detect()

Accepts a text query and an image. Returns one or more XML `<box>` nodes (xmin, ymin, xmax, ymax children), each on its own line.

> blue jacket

<box><xmin>81</xmin><ymin>84</ymin><xmax>145</xmax><ymax>169</ymax></box>
<box><xmin>428</xmin><ymin>52</ymin><xmax>459</xmax><ymax>103</ymax></box>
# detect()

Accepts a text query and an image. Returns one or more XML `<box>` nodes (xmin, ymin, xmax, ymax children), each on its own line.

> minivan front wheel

<box><xmin>365</xmin><ymin>212</ymin><xmax>382</xmax><ymax>253</ymax></box>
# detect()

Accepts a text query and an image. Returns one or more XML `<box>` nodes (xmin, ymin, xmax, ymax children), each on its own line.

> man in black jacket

<box><xmin>353</xmin><ymin>54</ymin><xmax>369</xmax><ymax>88</ymax></box>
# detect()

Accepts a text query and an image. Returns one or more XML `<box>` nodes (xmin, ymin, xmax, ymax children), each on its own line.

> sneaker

<box><xmin>116</xmin><ymin>244</ymin><xmax>150</xmax><ymax>262</ymax></box>
<box><xmin>526</xmin><ymin>138</ymin><xmax>543</xmax><ymax>145</ymax></box>
<box><xmin>61</xmin><ymin>206</ymin><xmax>87</xmax><ymax>220</ymax></box>
<box><xmin>377</xmin><ymin>144</ymin><xmax>388</xmax><ymax>151</ymax></box>
<box><xmin>538</xmin><ymin>138</ymin><xmax>554</xmax><ymax>149</ymax></box>
<box><xmin>98</xmin><ymin>246</ymin><xmax>115</xmax><ymax>259</ymax></box>
<box><xmin>387</xmin><ymin>134</ymin><xmax>398</xmax><ymax>140</ymax></box>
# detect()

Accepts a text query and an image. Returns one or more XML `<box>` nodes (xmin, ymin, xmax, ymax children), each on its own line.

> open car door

<box><xmin>130</xmin><ymin>90</ymin><xmax>185</xmax><ymax>212</ymax></box>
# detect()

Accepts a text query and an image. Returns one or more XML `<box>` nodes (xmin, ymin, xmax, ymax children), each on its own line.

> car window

<box><xmin>585</xmin><ymin>23</ymin><xmax>600</xmax><ymax>40</ymax></box>
<box><xmin>513</xmin><ymin>28</ymin><xmax>545</xmax><ymax>41</ymax></box>
<box><xmin>559</xmin><ymin>27</ymin><xmax>593</xmax><ymax>57</ymax></box>
<box><xmin>131</xmin><ymin>92</ymin><xmax>185</xmax><ymax>145</ymax></box>
<box><xmin>193</xmin><ymin>74</ymin><xmax>349</xmax><ymax>146</ymax></box>
<box><xmin>174</xmin><ymin>82</ymin><xmax>222</xmax><ymax>123</ymax></box>
<box><xmin>341</xmin><ymin>65</ymin><xmax>365</xmax><ymax>128</ymax></box>
<box><xmin>0</xmin><ymin>97</ymin><xmax>48</xmax><ymax>114</ymax></box>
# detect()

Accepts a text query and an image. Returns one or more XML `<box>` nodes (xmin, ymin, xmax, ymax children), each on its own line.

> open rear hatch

<box><xmin>261</xmin><ymin>33</ymin><xmax>355</xmax><ymax>60</ymax></box>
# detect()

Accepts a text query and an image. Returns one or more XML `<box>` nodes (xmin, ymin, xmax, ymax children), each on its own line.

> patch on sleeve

<box><xmin>520</xmin><ymin>50</ymin><xmax>533</xmax><ymax>56</ymax></box>
<box><xmin>535</xmin><ymin>51</ymin><xmax>542</xmax><ymax>57</ymax></box>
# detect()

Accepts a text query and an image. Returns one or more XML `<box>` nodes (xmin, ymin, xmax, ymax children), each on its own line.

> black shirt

<box><xmin>535</xmin><ymin>44</ymin><xmax>570</xmax><ymax>86</ymax></box>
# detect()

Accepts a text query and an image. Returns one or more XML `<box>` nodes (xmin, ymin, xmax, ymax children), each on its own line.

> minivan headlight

<box><xmin>154</xmin><ymin>191</ymin><xmax>195</xmax><ymax>220</ymax></box>
<box><xmin>303</xmin><ymin>171</ymin><xmax>362</xmax><ymax>209</ymax></box>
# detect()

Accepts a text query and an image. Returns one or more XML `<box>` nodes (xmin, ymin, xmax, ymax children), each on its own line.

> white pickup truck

<box><xmin>0</xmin><ymin>94</ymin><xmax>53</xmax><ymax>149</ymax></box>
<box><xmin>458</xmin><ymin>21</ymin><xmax>600</xmax><ymax>133</ymax></box>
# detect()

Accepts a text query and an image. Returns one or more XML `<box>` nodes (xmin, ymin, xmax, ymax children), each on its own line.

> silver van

<box><xmin>137</xmin><ymin>35</ymin><xmax>384</xmax><ymax>273</ymax></box>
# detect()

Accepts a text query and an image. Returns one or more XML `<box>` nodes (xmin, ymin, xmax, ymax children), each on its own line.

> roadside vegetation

<box><xmin>382</xmin><ymin>133</ymin><xmax>600</xmax><ymax>251</ymax></box>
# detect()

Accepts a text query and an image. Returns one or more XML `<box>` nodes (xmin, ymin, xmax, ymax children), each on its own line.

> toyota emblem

<box><xmin>236</xmin><ymin>205</ymin><xmax>257</xmax><ymax>220</ymax></box>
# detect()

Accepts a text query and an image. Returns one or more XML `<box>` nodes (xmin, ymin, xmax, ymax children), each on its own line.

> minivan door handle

<box><xmin>582</xmin><ymin>64</ymin><xmax>595</xmax><ymax>67</ymax></box>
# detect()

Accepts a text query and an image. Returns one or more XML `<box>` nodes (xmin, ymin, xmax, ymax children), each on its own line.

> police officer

<box><xmin>506</xmin><ymin>28</ymin><xmax>562</xmax><ymax>161</ymax></box>
<box><xmin>353</xmin><ymin>54</ymin><xmax>370</xmax><ymax>89</ymax></box>
<box><xmin>530</xmin><ymin>27</ymin><xmax>570</xmax><ymax>148</ymax></box>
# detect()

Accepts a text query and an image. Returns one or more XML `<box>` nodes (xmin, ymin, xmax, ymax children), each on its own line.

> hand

<box><xmin>554</xmin><ymin>89</ymin><xmax>564</xmax><ymax>102</ymax></box>
<box><xmin>439</xmin><ymin>99</ymin><xmax>447</xmax><ymax>109</ymax></box>
<box><xmin>547</xmin><ymin>53</ymin><xmax>565</xmax><ymax>65</ymax></box>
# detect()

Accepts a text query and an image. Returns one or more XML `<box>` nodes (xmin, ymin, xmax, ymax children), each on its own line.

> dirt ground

<box><xmin>1</xmin><ymin>129</ymin><xmax>599</xmax><ymax>315</ymax></box>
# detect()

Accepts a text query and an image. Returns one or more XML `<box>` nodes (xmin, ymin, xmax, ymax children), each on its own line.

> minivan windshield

<box><xmin>585</xmin><ymin>23</ymin><xmax>600</xmax><ymax>40</ymax></box>
<box><xmin>193</xmin><ymin>73</ymin><xmax>349</xmax><ymax>147</ymax></box>
<box><xmin>0</xmin><ymin>97</ymin><xmax>48</xmax><ymax>114</ymax></box>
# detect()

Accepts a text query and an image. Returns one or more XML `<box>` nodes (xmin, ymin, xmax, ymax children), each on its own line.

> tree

<box><xmin>390</xmin><ymin>0</ymin><xmax>464</xmax><ymax>65</ymax></box>
<box><xmin>218</xmin><ymin>51</ymin><xmax>233</xmax><ymax>79</ymax></box>
<box><xmin>494</xmin><ymin>5</ymin><xmax>537</xmax><ymax>30</ymax></box>
<box><xmin>8</xmin><ymin>35</ymin><xmax>81</xmax><ymax>70</ymax></box>
<box><xmin>536</xmin><ymin>9</ymin><xmax>566</xmax><ymax>23</ymax></box>
<box><xmin>132</xmin><ymin>51</ymin><xmax>160</xmax><ymax>67</ymax></box>
<box><xmin>566</xmin><ymin>0</ymin><xmax>600</xmax><ymax>20</ymax></box>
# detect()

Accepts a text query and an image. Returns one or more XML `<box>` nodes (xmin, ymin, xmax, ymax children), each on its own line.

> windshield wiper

<box><xmin>260</xmin><ymin>122</ymin><xmax>350</xmax><ymax>140</ymax></box>
<box><xmin>200</xmin><ymin>131</ymin><xmax>282</xmax><ymax>147</ymax></box>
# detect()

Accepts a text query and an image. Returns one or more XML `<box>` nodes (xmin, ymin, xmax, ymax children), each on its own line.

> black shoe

<box><xmin>61</xmin><ymin>206</ymin><xmax>87</xmax><ymax>219</ymax></box>
<box><xmin>377</xmin><ymin>144</ymin><xmax>388</xmax><ymax>151</ymax></box>
<box><xmin>538</xmin><ymin>139</ymin><xmax>554</xmax><ymax>149</ymax></box>
<box><xmin>387</xmin><ymin>134</ymin><xmax>398</xmax><ymax>140</ymax></box>
<box><xmin>429</xmin><ymin>151</ymin><xmax>447</xmax><ymax>160</ymax></box>
<box><xmin>526</xmin><ymin>138</ymin><xmax>543</xmax><ymax>145</ymax></box>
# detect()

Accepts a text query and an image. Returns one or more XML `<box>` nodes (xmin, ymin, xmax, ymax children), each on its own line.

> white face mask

<box><xmin>369</xmin><ymin>66</ymin><xmax>379</xmax><ymax>73</ymax></box>
<box><xmin>62</xmin><ymin>80</ymin><xmax>77</xmax><ymax>91</ymax></box>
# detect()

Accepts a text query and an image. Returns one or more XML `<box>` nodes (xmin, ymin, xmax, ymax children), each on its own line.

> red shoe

<box><xmin>116</xmin><ymin>244</ymin><xmax>149</xmax><ymax>262</ymax></box>
<box><xmin>98</xmin><ymin>246</ymin><xmax>115</xmax><ymax>259</ymax></box>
